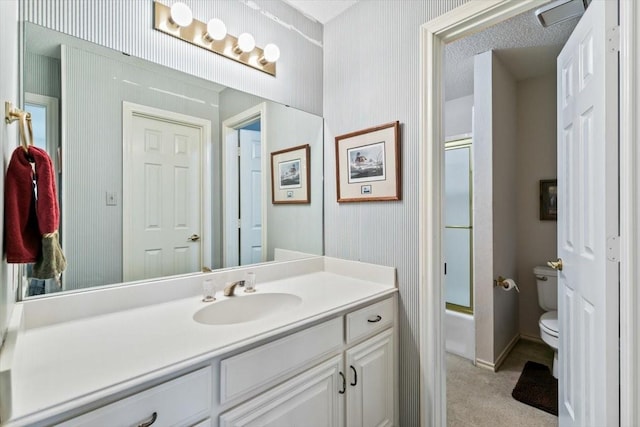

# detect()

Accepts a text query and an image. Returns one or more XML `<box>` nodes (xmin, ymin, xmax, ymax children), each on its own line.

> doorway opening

<box><xmin>222</xmin><ymin>103</ymin><xmax>267</xmax><ymax>268</ymax></box>
<box><xmin>419</xmin><ymin>1</ymin><xmax>595</xmax><ymax>424</ymax></box>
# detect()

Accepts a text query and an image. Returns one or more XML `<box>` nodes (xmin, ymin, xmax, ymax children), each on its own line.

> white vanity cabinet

<box><xmin>1</xmin><ymin>258</ymin><xmax>398</xmax><ymax>427</ymax></box>
<box><xmin>217</xmin><ymin>295</ymin><xmax>397</xmax><ymax>427</ymax></box>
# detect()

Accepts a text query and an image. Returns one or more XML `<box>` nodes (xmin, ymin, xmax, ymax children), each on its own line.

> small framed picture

<box><xmin>540</xmin><ymin>179</ymin><xmax>557</xmax><ymax>221</ymax></box>
<box><xmin>271</xmin><ymin>144</ymin><xmax>310</xmax><ymax>204</ymax></box>
<box><xmin>335</xmin><ymin>121</ymin><xmax>401</xmax><ymax>202</ymax></box>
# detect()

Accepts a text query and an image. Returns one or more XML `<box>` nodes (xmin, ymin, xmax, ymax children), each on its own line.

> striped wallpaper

<box><xmin>323</xmin><ymin>1</ymin><xmax>469</xmax><ymax>425</ymax></box>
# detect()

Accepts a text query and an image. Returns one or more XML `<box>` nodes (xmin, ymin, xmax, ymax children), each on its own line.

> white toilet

<box><xmin>534</xmin><ymin>265</ymin><xmax>559</xmax><ymax>378</ymax></box>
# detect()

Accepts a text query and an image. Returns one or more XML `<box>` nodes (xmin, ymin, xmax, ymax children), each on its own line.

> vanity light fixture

<box><xmin>154</xmin><ymin>1</ymin><xmax>279</xmax><ymax>76</ymax></box>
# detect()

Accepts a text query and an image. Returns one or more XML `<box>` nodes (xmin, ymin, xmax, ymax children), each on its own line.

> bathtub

<box><xmin>445</xmin><ymin>309</ymin><xmax>475</xmax><ymax>361</ymax></box>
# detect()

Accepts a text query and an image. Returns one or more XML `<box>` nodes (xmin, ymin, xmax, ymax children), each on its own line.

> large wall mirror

<box><xmin>20</xmin><ymin>23</ymin><xmax>324</xmax><ymax>299</ymax></box>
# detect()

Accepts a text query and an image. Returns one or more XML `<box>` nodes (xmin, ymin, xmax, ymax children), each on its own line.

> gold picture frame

<box><xmin>335</xmin><ymin>121</ymin><xmax>401</xmax><ymax>202</ymax></box>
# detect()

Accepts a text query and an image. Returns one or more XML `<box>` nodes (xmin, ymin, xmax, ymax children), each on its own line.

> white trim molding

<box><xmin>419</xmin><ymin>2</ymin><xmax>562</xmax><ymax>426</ymax></box>
<box><xmin>619</xmin><ymin>0</ymin><xmax>639</xmax><ymax>425</ymax></box>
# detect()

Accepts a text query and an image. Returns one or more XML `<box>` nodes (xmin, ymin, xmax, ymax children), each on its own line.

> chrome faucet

<box><xmin>223</xmin><ymin>280</ymin><xmax>245</xmax><ymax>296</ymax></box>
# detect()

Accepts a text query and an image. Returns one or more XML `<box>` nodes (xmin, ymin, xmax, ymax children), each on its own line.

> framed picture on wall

<box><xmin>540</xmin><ymin>179</ymin><xmax>557</xmax><ymax>221</ymax></box>
<box><xmin>270</xmin><ymin>144</ymin><xmax>310</xmax><ymax>204</ymax></box>
<box><xmin>335</xmin><ymin>121</ymin><xmax>401</xmax><ymax>202</ymax></box>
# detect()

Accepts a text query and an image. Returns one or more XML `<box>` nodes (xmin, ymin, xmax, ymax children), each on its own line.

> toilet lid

<box><xmin>540</xmin><ymin>311</ymin><xmax>558</xmax><ymax>337</ymax></box>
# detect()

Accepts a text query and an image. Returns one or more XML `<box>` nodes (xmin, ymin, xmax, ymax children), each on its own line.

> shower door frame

<box><xmin>444</xmin><ymin>137</ymin><xmax>473</xmax><ymax>315</ymax></box>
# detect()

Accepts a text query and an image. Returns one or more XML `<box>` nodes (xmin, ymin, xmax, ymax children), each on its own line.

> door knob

<box><xmin>547</xmin><ymin>258</ymin><xmax>563</xmax><ymax>271</ymax></box>
<box><xmin>188</xmin><ymin>234</ymin><xmax>201</xmax><ymax>242</ymax></box>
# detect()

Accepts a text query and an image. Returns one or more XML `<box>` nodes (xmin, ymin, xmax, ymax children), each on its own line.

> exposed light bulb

<box><xmin>262</xmin><ymin>43</ymin><xmax>280</xmax><ymax>63</ymax></box>
<box><xmin>237</xmin><ymin>33</ymin><xmax>256</xmax><ymax>53</ymax></box>
<box><xmin>205</xmin><ymin>18</ymin><xmax>227</xmax><ymax>42</ymax></box>
<box><xmin>169</xmin><ymin>2</ymin><xmax>193</xmax><ymax>28</ymax></box>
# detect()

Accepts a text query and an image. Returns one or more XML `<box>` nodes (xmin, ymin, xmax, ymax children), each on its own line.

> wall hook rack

<box><xmin>5</xmin><ymin>101</ymin><xmax>26</xmax><ymax>124</ymax></box>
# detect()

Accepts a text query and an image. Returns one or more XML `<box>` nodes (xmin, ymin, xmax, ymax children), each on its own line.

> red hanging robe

<box><xmin>4</xmin><ymin>145</ymin><xmax>60</xmax><ymax>263</ymax></box>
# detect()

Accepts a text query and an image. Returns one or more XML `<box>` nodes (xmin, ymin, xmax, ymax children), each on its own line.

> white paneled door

<box><xmin>123</xmin><ymin>107</ymin><xmax>203</xmax><ymax>282</ymax></box>
<box><xmin>239</xmin><ymin>129</ymin><xmax>263</xmax><ymax>265</ymax></box>
<box><xmin>556</xmin><ymin>1</ymin><xmax>619</xmax><ymax>425</ymax></box>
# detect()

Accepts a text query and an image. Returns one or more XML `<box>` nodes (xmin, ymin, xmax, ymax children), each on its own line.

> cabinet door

<box><xmin>345</xmin><ymin>329</ymin><xmax>395</xmax><ymax>427</ymax></box>
<box><xmin>219</xmin><ymin>356</ymin><xmax>343</xmax><ymax>427</ymax></box>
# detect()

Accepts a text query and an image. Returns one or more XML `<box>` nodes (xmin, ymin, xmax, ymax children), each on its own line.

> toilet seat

<box><xmin>539</xmin><ymin>310</ymin><xmax>558</xmax><ymax>338</ymax></box>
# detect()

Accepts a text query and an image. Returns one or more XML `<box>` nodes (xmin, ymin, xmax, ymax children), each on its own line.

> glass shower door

<box><xmin>444</xmin><ymin>140</ymin><xmax>473</xmax><ymax>313</ymax></box>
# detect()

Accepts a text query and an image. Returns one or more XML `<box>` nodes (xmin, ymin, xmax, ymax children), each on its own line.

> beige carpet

<box><xmin>447</xmin><ymin>339</ymin><xmax>558</xmax><ymax>427</ymax></box>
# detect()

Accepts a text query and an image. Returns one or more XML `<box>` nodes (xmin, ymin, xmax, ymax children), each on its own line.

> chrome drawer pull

<box><xmin>137</xmin><ymin>412</ymin><xmax>157</xmax><ymax>427</ymax></box>
<box><xmin>367</xmin><ymin>315</ymin><xmax>382</xmax><ymax>323</ymax></box>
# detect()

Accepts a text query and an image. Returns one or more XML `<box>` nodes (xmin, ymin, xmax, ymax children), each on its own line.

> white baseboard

<box><xmin>475</xmin><ymin>334</ymin><xmax>520</xmax><ymax>372</ymax></box>
<box><xmin>494</xmin><ymin>333</ymin><xmax>520</xmax><ymax>371</ymax></box>
<box><xmin>475</xmin><ymin>358</ymin><xmax>495</xmax><ymax>371</ymax></box>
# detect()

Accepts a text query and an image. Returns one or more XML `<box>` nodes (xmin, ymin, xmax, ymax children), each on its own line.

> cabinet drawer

<box><xmin>58</xmin><ymin>366</ymin><xmax>212</xmax><ymax>427</ymax></box>
<box><xmin>220</xmin><ymin>317</ymin><xmax>342</xmax><ymax>405</ymax></box>
<box><xmin>346</xmin><ymin>297</ymin><xmax>394</xmax><ymax>344</ymax></box>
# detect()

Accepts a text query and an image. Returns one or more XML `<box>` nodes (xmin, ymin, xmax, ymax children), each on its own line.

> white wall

<box><xmin>516</xmin><ymin>73</ymin><xmax>557</xmax><ymax>339</ymax></box>
<box><xmin>445</xmin><ymin>94</ymin><xmax>473</xmax><ymax>139</ymax></box>
<box><xmin>0</xmin><ymin>0</ymin><xmax>19</xmax><ymax>342</ymax></box>
<box><xmin>489</xmin><ymin>53</ymin><xmax>519</xmax><ymax>362</ymax></box>
<box><xmin>473</xmin><ymin>51</ymin><xmax>495</xmax><ymax>365</ymax></box>
<box><xmin>473</xmin><ymin>51</ymin><xmax>519</xmax><ymax>367</ymax></box>
<box><xmin>322</xmin><ymin>1</ymin><xmax>468</xmax><ymax>424</ymax></box>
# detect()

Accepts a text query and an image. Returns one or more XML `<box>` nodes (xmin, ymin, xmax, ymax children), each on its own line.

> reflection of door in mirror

<box><xmin>123</xmin><ymin>103</ymin><xmax>209</xmax><ymax>282</ymax></box>
<box><xmin>239</xmin><ymin>127</ymin><xmax>263</xmax><ymax>265</ymax></box>
<box><xmin>23</xmin><ymin>93</ymin><xmax>61</xmax><ymax>296</ymax></box>
<box><xmin>223</xmin><ymin>105</ymin><xmax>266</xmax><ymax>268</ymax></box>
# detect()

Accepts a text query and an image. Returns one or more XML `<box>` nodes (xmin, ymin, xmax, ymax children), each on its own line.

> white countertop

<box><xmin>0</xmin><ymin>256</ymin><xmax>396</xmax><ymax>426</ymax></box>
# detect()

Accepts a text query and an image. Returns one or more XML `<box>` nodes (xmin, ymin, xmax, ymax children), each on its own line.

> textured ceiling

<box><xmin>444</xmin><ymin>7</ymin><xmax>579</xmax><ymax>100</ymax></box>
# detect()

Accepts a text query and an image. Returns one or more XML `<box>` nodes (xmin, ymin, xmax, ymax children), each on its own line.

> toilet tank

<box><xmin>533</xmin><ymin>265</ymin><xmax>558</xmax><ymax>311</ymax></box>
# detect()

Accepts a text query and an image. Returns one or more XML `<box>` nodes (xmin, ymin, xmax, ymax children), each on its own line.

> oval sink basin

<box><xmin>193</xmin><ymin>293</ymin><xmax>303</xmax><ymax>325</ymax></box>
